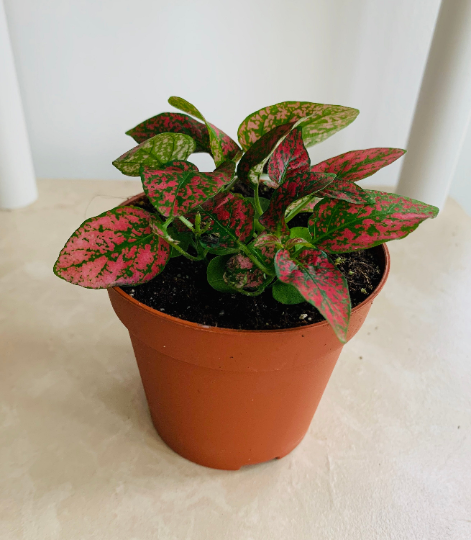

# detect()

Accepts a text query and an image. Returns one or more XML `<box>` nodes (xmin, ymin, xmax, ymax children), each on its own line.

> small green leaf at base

<box><xmin>207</xmin><ymin>255</ymin><xmax>237</xmax><ymax>293</ymax></box>
<box><xmin>289</xmin><ymin>227</ymin><xmax>312</xmax><ymax>243</ymax></box>
<box><xmin>168</xmin><ymin>228</ymin><xmax>192</xmax><ymax>258</ymax></box>
<box><xmin>272</xmin><ymin>280</ymin><xmax>305</xmax><ymax>304</ymax></box>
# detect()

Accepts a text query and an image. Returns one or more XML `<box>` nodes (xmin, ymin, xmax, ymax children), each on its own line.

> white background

<box><xmin>4</xmin><ymin>0</ymin><xmax>470</xmax><ymax>209</ymax></box>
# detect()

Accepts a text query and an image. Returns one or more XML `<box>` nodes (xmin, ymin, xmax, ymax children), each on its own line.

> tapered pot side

<box><xmin>107</xmin><ymin>193</ymin><xmax>390</xmax><ymax>470</ymax></box>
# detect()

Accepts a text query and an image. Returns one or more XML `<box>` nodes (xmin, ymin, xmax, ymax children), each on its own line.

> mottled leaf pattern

<box><xmin>126</xmin><ymin>112</ymin><xmax>209</xmax><ymax>152</ymax></box>
<box><xmin>251</xmin><ymin>232</ymin><xmax>279</xmax><ymax>268</ymax></box>
<box><xmin>169</xmin><ymin>96</ymin><xmax>241</xmax><ymax>166</ymax></box>
<box><xmin>53</xmin><ymin>206</ymin><xmax>170</xmax><ymax>289</ymax></box>
<box><xmin>237</xmin><ymin>122</ymin><xmax>295</xmax><ymax>185</ymax></box>
<box><xmin>311</xmin><ymin>148</ymin><xmax>405</xmax><ymax>182</ymax></box>
<box><xmin>275</xmin><ymin>248</ymin><xmax>351</xmax><ymax>342</ymax></box>
<box><xmin>286</xmin><ymin>195</ymin><xmax>320</xmax><ymax>216</ymax></box>
<box><xmin>309</xmin><ymin>191</ymin><xmax>439</xmax><ymax>252</ymax></box>
<box><xmin>112</xmin><ymin>133</ymin><xmax>196</xmax><ymax>176</ymax></box>
<box><xmin>198</xmin><ymin>192</ymin><xmax>254</xmax><ymax>249</ymax></box>
<box><xmin>318</xmin><ymin>179</ymin><xmax>372</xmax><ymax>204</ymax></box>
<box><xmin>267</xmin><ymin>128</ymin><xmax>310</xmax><ymax>188</ymax></box>
<box><xmin>141</xmin><ymin>160</ymin><xmax>235</xmax><ymax>218</ymax></box>
<box><xmin>224</xmin><ymin>253</ymin><xmax>265</xmax><ymax>289</ymax></box>
<box><xmin>237</xmin><ymin>101</ymin><xmax>359</xmax><ymax>151</ymax></box>
<box><xmin>260</xmin><ymin>172</ymin><xmax>334</xmax><ymax>234</ymax></box>
<box><xmin>285</xmin><ymin>237</ymin><xmax>310</xmax><ymax>250</ymax></box>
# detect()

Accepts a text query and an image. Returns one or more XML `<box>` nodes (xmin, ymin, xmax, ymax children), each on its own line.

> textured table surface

<box><xmin>1</xmin><ymin>179</ymin><xmax>470</xmax><ymax>540</ymax></box>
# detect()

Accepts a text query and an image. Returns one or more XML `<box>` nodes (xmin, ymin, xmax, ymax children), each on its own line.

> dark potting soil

<box><xmin>122</xmin><ymin>247</ymin><xmax>383</xmax><ymax>331</ymax></box>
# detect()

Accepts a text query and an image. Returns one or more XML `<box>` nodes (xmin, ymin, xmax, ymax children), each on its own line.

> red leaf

<box><xmin>252</xmin><ymin>232</ymin><xmax>279</xmax><ymax>267</ymax></box>
<box><xmin>318</xmin><ymin>178</ymin><xmax>372</xmax><ymax>204</ymax></box>
<box><xmin>224</xmin><ymin>253</ymin><xmax>265</xmax><ymax>290</ymax></box>
<box><xmin>275</xmin><ymin>248</ymin><xmax>351</xmax><ymax>342</ymax></box>
<box><xmin>141</xmin><ymin>160</ymin><xmax>235</xmax><ymax>218</ymax></box>
<box><xmin>267</xmin><ymin>128</ymin><xmax>310</xmax><ymax>188</ymax></box>
<box><xmin>309</xmin><ymin>191</ymin><xmax>439</xmax><ymax>252</ymax></box>
<box><xmin>260</xmin><ymin>172</ymin><xmax>334</xmax><ymax>234</ymax></box>
<box><xmin>53</xmin><ymin>206</ymin><xmax>170</xmax><ymax>289</ymax></box>
<box><xmin>127</xmin><ymin>111</ymin><xmax>240</xmax><ymax>162</ymax></box>
<box><xmin>311</xmin><ymin>148</ymin><xmax>405</xmax><ymax>182</ymax></box>
<box><xmin>126</xmin><ymin>112</ymin><xmax>209</xmax><ymax>152</ymax></box>
<box><xmin>199</xmin><ymin>192</ymin><xmax>254</xmax><ymax>249</ymax></box>
<box><xmin>237</xmin><ymin>122</ymin><xmax>296</xmax><ymax>185</ymax></box>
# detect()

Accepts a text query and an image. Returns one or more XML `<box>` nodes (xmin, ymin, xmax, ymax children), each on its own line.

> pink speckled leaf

<box><xmin>267</xmin><ymin>128</ymin><xmax>310</xmax><ymax>188</ymax></box>
<box><xmin>168</xmin><ymin>96</ymin><xmax>241</xmax><ymax>166</ymax></box>
<box><xmin>252</xmin><ymin>232</ymin><xmax>279</xmax><ymax>267</ymax></box>
<box><xmin>224</xmin><ymin>253</ymin><xmax>265</xmax><ymax>290</ymax></box>
<box><xmin>275</xmin><ymin>248</ymin><xmax>351</xmax><ymax>343</ymax></box>
<box><xmin>286</xmin><ymin>195</ymin><xmax>320</xmax><ymax>216</ymax></box>
<box><xmin>112</xmin><ymin>133</ymin><xmax>196</xmax><ymax>176</ymax></box>
<box><xmin>311</xmin><ymin>148</ymin><xmax>405</xmax><ymax>182</ymax></box>
<box><xmin>198</xmin><ymin>192</ymin><xmax>254</xmax><ymax>249</ymax></box>
<box><xmin>53</xmin><ymin>206</ymin><xmax>170</xmax><ymax>289</ymax></box>
<box><xmin>126</xmin><ymin>112</ymin><xmax>209</xmax><ymax>152</ymax></box>
<box><xmin>141</xmin><ymin>160</ymin><xmax>235</xmax><ymax>218</ymax></box>
<box><xmin>318</xmin><ymin>179</ymin><xmax>372</xmax><ymax>204</ymax></box>
<box><xmin>237</xmin><ymin>101</ymin><xmax>359</xmax><ymax>152</ymax></box>
<box><xmin>237</xmin><ymin>122</ymin><xmax>296</xmax><ymax>186</ymax></box>
<box><xmin>309</xmin><ymin>191</ymin><xmax>439</xmax><ymax>253</ymax></box>
<box><xmin>260</xmin><ymin>172</ymin><xmax>334</xmax><ymax>234</ymax></box>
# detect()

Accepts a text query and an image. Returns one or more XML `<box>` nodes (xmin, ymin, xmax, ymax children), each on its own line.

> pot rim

<box><xmin>112</xmin><ymin>192</ymin><xmax>391</xmax><ymax>335</ymax></box>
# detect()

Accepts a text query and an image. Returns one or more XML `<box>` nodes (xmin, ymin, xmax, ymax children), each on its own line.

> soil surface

<box><xmin>122</xmin><ymin>247</ymin><xmax>383</xmax><ymax>331</ymax></box>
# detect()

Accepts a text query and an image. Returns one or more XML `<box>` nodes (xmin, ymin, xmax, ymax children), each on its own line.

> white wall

<box><xmin>5</xmin><ymin>0</ymin><xmax>441</xmax><ymax>188</ymax></box>
<box><xmin>450</xmin><ymin>124</ymin><xmax>471</xmax><ymax>215</ymax></box>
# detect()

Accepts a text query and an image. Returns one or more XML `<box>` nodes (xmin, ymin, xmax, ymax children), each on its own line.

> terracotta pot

<box><xmin>108</xmin><ymin>193</ymin><xmax>390</xmax><ymax>470</ymax></box>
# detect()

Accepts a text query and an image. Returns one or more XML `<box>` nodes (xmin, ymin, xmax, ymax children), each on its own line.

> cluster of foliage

<box><xmin>54</xmin><ymin>97</ymin><xmax>438</xmax><ymax>342</ymax></box>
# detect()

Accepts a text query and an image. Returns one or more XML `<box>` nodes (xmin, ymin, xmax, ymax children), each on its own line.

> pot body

<box><xmin>108</xmin><ymin>244</ymin><xmax>389</xmax><ymax>470</ymax></box>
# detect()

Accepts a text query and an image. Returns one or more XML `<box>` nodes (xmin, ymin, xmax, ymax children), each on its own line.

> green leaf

<box><xmin>169</xmin><ymin>96</ymin><xmax>241</xmax><ymax>166</ymax></box>
<box><xmin>207</xmin><ymin>255</ymin><xmax>237</xmax><ymax>293</ymax></box>
<box><xmin>289</xmin><ymin>227</ymin><xmax>312</xmax><ymax>243</ymax></box>
<box><xmin>237</xmin><ymin>101</ymin><xmax>359</xmax><ymax>152</ymax></box>
<box><xmin>309</xmin><ymin>191</ymin><xmax>439</xmax><ymax>252</ymax></box>
<box><xmin>272</xmin><ymin>280</ymin><xmax>305</xmax><ymax>304</ymax></box>
<box><xmin>168</xmin><ymin>227</ymin><xmax>192</xmax><ymax>258</ymax></box>
<box><xmin>112</xmin><ymin>133</ymin><xmax>196</xmax><ymax>176</ymax></box>
<box><xmin>246</xmin><ymin>196</ymin><xmax>270</xmax><ymax>213</ymax></box>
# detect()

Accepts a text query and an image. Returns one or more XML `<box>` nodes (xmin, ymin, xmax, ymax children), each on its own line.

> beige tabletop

<box><xmin>1</xmin><ymin>179</ymin><xmax>470</xmax><ymax>540</ymax></box>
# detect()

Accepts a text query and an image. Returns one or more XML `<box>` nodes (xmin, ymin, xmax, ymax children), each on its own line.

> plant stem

<box><xmin>238</xmin><ymin>242</ymin><xmax>275</xmax><ymax>276</ymax></box>
<box><xmin>194</xmin><ymin>212</ymin><xmax>202</xmax><ymax>235</ymax></box>
<box><xmin>168</xmin><ymin>240</ymin><xmax>204</xmax><ymax>261</ymax></box>
<box><xmin>253</xmin><ymin>183</ymin><xmax>264</xmax><ymax>217</ymax></box>
<box><xmin>285</xmin><ymin>196</ymin><xmax>317</xmax><ymax>223</ymax></box>
<box><xmin>162</xmin><ymin>216</ymin><xmax>174</xmax><ymax>230</ymax></box>
<box><xmin>178</xmin><ymin>215</ymin><xmax>195</xmax><ymax>232</ymax></box>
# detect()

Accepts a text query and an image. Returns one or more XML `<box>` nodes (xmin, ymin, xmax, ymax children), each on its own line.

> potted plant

<box><xmin>53</xmin><ymin>97</ymin><xmax>438</xmax><ymax>470</ymax></box>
